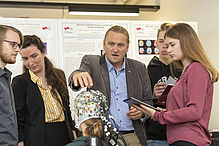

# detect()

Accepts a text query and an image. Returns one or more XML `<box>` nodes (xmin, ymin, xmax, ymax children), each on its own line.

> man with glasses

<box><xmin>0</xmin><ymin>25</ymin><xmax>23</xmax><ymax>145</ymax></box>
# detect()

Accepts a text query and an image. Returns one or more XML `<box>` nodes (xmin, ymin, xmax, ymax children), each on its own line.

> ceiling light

<box><xmin>68</xmin><ymin>11</ymin><xmax>139</xmax><ymax>16</ymax></box>
<box><xmin>69</xmin><ymin>4</ymin><xmax>159</xmax><ymax>17</ymax></box>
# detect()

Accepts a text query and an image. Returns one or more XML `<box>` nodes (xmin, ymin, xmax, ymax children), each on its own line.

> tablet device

<box><xmin>123</xmin><ymin>97</ymin><xmax>161</xmax><ymax>111</ymax></box>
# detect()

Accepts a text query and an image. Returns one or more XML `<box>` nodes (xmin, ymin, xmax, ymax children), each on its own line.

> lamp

<box><xmin>68</xmin><ymin>4</ymin><xmax>159</xmax><ymax>16</ymax></box>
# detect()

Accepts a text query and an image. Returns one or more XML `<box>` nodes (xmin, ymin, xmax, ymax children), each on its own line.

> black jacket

<box><xmin>146</xmin><ymin>56</ymin><xmax>181</xmax><ymax>140</ymax></box>
<box><xmin>11</xmin><ymin>70</ymin><xmax>75</xmax><ymax>146</ymax></box>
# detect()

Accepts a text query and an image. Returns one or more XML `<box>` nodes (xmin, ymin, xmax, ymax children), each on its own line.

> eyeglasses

<box><xmin>3</xmin><ymin>40</ymin><xmax>21</xmax><ymax>49</ymax></box>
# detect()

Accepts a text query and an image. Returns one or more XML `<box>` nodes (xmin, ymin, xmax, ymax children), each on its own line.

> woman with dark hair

<box><xmin>12</xmin><ymin>35</ymin><xmax>76</xmax><ymax>146</ymax></box>
<box><xmin>134</xmin><ymin>23</ymin><xmax>219</xmax><ymax>146</ymax></box>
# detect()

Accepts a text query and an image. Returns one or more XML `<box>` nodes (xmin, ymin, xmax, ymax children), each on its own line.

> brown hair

<box><xmin>165</xmin><ymin>23</ymin><xmax>219</xmax><ymax>83</ymax></box>
<box><xmin>104</xmin><ymin>25</ymin><xmax>130</xmax><ymax>44</ymax></box>
<box><xmin>0</xmin><ymin>25</ymin><xmax>23</xmax><ymax>46</ymax></box>
<box><xmin>157</xmin><ymin>23</ymin><xmax>173</xmax><ymax>39</ymax></box>
<box><xmin>83</xmin><ymin>118</ymin><xmax>104</xmax><ymax>140</ymax></box>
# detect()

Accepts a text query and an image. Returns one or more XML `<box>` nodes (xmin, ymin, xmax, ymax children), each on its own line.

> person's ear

<box><xmin>42</xmin><ymin>48</ymin><xmax>46</xmax><ymax>57</ymax></box>
<box><xmin>126</xmin><ymin>44</ymin><xmax>129</xmax><ymax>53</ymax></box>
<box><xmin>103</xmin><ymin>40</ymin><xmax>106</xmax><ymax>50</ymax></box>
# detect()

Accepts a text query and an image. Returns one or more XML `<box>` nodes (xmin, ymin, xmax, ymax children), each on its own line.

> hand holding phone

<box><xmin>153</xmin><ymin>82</ymin><xmax>166</xmax><ymax>98</ymax></box>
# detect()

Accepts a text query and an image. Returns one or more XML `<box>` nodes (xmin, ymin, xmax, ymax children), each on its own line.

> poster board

<box><xmin>130</xmin><ymin>21</ymin><xmax>198</xmax><ymax>66</ymax></box>
<box><xmin>57</xmin><ymin>19</ymin><xmax>130</xmax><ymax>107</ymax></box>
<box><xmin>0</xmin><ymin>18</ymin><xmax>58</xmax><ymax>78</ymax></box>
<box><xmin>58</xmin><ymin>19</ymin><xmax>130</xmax><ymax>79</ymax></box>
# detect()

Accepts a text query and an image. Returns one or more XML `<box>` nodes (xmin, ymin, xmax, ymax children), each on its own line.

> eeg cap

<box><xmin>73</xmin><ymin>90</ymin><xmax>108</xmax><ymax>130</ymax></box>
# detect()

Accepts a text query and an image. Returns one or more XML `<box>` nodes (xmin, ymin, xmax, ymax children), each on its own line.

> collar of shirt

<box><xmin>29</xmin><ymin>70</ymin><xmax>51</xmax><ymax>90</ymax></box>
<box><xmin>0</xmin><ymin>67</ymin><xmax>12</xmax><ymax>78</ymax></box>
<box><xmin>105</xmin><ymin>55</ymin><xmax>126</xmax><ymax>73</ymax></box>
<box><xmin>29</xmin><ymin>70</ymin><xmax>65</xmax><ymax>122</ymax></box>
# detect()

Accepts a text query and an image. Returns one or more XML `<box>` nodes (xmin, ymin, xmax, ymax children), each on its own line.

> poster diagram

<box><xmin>138</xmin><ymin>39</ymin><xmax>158</xmax><ymax>55</ymax></box>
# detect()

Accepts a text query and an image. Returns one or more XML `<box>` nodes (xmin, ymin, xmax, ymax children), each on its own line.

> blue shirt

<box><xmin>105</xmin><ymin>57</ymin><xmax>134</xmax><ymax>131</ymax></box>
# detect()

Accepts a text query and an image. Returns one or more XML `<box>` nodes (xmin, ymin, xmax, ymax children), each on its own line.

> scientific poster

<box><xmin>130</xmin><ymin>21</ymin><xmax>197</xmax><ymax>66</ymax></box>
<box><xmin>58</xmin><ymin>19</ymin><xmax>130</xmax><ymax>79</ymax></box>
<box><xmin>0</xmin><ymin>18</ymin><xmax>58</xmax><ymax>78</ymax></box>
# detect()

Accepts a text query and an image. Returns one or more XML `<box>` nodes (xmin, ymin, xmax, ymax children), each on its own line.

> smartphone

<box><xmin>123</xmin><ymin>97</ymin><xmax>161</xmax><ymax>111</ymax></box>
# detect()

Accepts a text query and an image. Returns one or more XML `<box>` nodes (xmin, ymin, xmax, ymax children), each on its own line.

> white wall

<box><xmin>0</xmin><ymin>0</ymin><xmax>218</xmax><ymax>130</ymax></box>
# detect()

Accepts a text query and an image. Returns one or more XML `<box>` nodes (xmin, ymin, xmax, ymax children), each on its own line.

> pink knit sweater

<box><xmin>154</xmin><ymin>62</ymin><xmax>213</xmax><ymax>146</ymax></box>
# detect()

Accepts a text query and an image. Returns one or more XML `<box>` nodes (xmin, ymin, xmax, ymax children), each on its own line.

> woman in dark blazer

<box><xmin>11</xmin><ymin>35</ymin><xmax>75</xmax><ymax>146</ymax></box>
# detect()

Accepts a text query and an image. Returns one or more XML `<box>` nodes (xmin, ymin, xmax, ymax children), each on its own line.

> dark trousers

<box><xmin>45</xmin><ymin>122</ymin><xmax>70</xmax><ymax>146</ymax></box>
<box><xmin>170</xmin><ymin>140</ymin><xmax>197</xmax><ymax>146</ymax></box>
